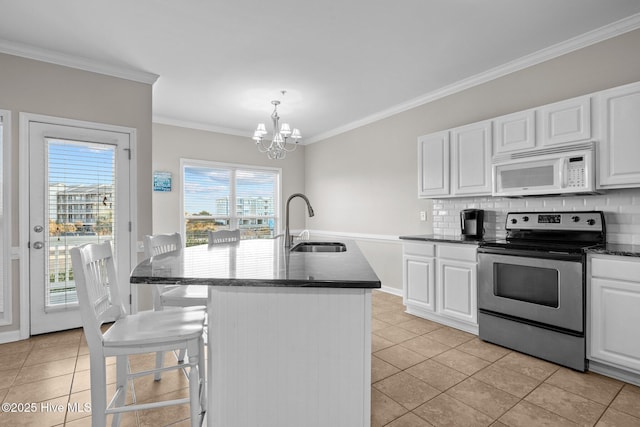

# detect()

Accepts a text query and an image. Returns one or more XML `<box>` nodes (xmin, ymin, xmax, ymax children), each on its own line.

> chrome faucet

<box><xmin>285</xmin><ymin>193</ymin><xmax>315</xmax><ymax>248</ymax></box>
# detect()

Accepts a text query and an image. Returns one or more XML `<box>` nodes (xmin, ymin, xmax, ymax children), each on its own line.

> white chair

<box><xmin>70</xmin><ymin>241</ymin><xmax>205</xmax><ymax>427</ymax></box>
<box><xmin>207</xmin><ymin>229</ymin><xmax>241</xmax><ymax>245</ymax></box>
<box><xmin>143</xmin><ymin>233</ymin><xmax>208</xmax><ymax>310</ymax></box>
<box><xmin>143</xmin><ymin>232</ymin><xmax>207</xmax><ymax>380</ymax></box>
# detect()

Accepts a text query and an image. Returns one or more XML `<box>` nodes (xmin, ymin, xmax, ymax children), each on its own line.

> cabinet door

<box><xmin>493</xmin><ymin>109</ymin><xmax>536</xmax><ymax>154</ymax></box>
<box><xmin>539</xmin><ymin>95</ymin><xmax>591</xmax><ymax>146</ymax></box>
<box><xmin>418</xmin><ymin>131</ymin><xmax>449</xmax><ymax>197</ymax></box>
<box><xmin>403</xmin><ymin>255</ymin><xmax>435</xmax><ymax>312</ymax></box>
<box><xmin>595</xmin><ymin>82</ymin><xmax>640</xmax><ymax>188</ymax></box>
<box><xmin>590</xmin><ymin>277</ymin><xmax>640</xmax><ymax>373</ymax></box>
<box><xmin>451</xmin><ymin>121</ymin><xmax>492</xmax><ymax>195</ymax></box>
<box><xmin>436</xmin><ymin>258</ymin><xmax>477</xmax><ymax>325</ymax></box>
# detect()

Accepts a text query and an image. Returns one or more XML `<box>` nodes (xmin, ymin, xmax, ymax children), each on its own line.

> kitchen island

<box><xmin>130</xmin><ymin>238</ymin><xmax>380</xmax><ymax>427</ymax></box>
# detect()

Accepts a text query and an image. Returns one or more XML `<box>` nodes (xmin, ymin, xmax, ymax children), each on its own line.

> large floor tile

<box><xmin>596</xmin><ymin>407</ymin><xmax>640</xmax><ymax>427</ymax></box>
<box><xmin>4</xmin><ymin>373</ymin><xmax>73</xmax><ymax>403</ymax></box>
<box><xmin>432</xmin><ymin>348</ymin><xmax>491</xmax><ymax>376</ymax></box>
<box><xmin>371</xmin><ymin>388</ymin><xmax>408</xmax><ymax>427</ymax></box>
<box><xmin>374</xmin><ymin>325</ymin><xmax>419</xmax><ymax>344</ymax></box>
<box><xmin>405</xmin><ymin>359</ymin><xmax>468</xmax><ymax>392</ymax></box>
<box><xmin>372</xmin><ymin>355</ymin><xmax>401</xmax><ymax>383</ymax></box>
<box><xmin>396</xmin><ymin>318</ymin><xmax>443</xmax><ymax>335</ymax></box>
<box><xmin>609</xmin><ymin>384</ymin><xmax>640</xmax><ymax>419</ymax></box>
<box><xmin>13</xmin><ymin>357</ymin><xmax>77</xmax><ymax>386</ymax></box>
<box><xmin>472</xmin><ymin>365</ymin><xmax>540</xmax><ymax>398</ymax></box>
<box><xmin>492</xmin><ymin>351</ymin><xmax>559</xmax><ymax>381</ymax></box>
<box><xmin>498</xmin><ymin>400</ymin><xmax>579</xmax><ymax>427</ymax></box>
<box><xmin>456</xmin><ymin>338</ymin><xmax>511</xmax><ymax>363</ymax></box>
<box><xmin>446</xmin><ymin>377</ymin><xmax>520</xmax><ymax>419</ymax></box>
<box><xmin>424</xmin><ymin>327</ymin><xmax>475</xmax><ymax>347</ymax></box>
<box><xmin>545</xmin><ymin>368</ymin><xmax>624</xmax><ymax>406</ymax></box>
<box><xmin>374</xmin><ymin>345</ymin><xmax>428</xmax><ymax>370</ymax></box>
<box><xmin>400</xmin><ymin>335</ymin><xmax>451</xmax><ymax>359</ymax></box>
<box><xmin>373</xmin><ymin>371</ymin><xmax>440</xmax><ymax>410</ymax></box>
<box><xmin>413</xmin><ymin>393</ymin><xmax>494</xmax><ymax>427</ymax></box>
<box><xmin>524</xmin><ymin>383</ymin><xmax>606</xmax><ymax>426</ymax></box>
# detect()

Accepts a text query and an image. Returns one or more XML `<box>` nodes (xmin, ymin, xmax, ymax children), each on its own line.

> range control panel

<box><xmin>505</xmin><ymin>211</ymin><xmax>604</xmax><ymax>232</ymax></box>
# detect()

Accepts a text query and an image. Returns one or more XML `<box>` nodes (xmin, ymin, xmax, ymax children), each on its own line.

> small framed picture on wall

<box><xmin>153</xmin><ymin>171</ymin><xmax>172</xmax><ymax>192</ymax></box>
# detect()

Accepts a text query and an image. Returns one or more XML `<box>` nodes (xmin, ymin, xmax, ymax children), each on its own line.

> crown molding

<box><xmin>305</xmin><ymin>13</ymin><xmax>640</xmax><ymax>144</ymax></box>
<box><xmin>153</xmin><ymin>115</ymin><xmax>250</xmax><ymax>138</ymax></box>
<box><xmin>0</xmin><ymin>39</ymin><xmax>159</xmax><ymax>85</ymax></box>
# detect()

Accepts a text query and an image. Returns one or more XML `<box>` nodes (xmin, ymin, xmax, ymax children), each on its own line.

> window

<box><xmin>0</xmin><ymin>110</ymin><xmax>11</xmax><ymax>324</ymax></box>
<box><xmin>182</xmin><ymin>160</ymin><xmax>280</xmax><ymax>246</ymax></box>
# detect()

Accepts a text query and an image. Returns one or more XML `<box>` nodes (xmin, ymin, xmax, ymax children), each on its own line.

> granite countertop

<box><xmin>399</xmin><ymin>234</ymin><xmax>483</xmax><ymax>245</ymax></box>
<box><xmin>130</xmin><ymin>238</ymin><xmax>381</xmax><ymax>289</ymax></box>
<box><xmin>585</xmin><ymin>243</ymin><xmax>640</xmax><ymax>257</ymax></box>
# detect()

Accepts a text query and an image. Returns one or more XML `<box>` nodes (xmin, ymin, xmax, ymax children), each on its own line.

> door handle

<box><xmin>32</xmin><ymin>242</ymin><xmax>44</xmax><ymax>249</ymax></box>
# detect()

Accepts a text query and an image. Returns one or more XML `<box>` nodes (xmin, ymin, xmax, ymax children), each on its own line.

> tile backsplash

<box><xmin>432</xmin><ymin>188</ymin><xmax>640</xmax><ymax>244</ymax></box>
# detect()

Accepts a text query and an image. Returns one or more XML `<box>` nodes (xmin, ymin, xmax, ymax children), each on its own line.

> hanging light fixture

<box><xmin>252</xmin><ymin>91</ymin><xmax>301</xmax><ymax>159</ymax></box>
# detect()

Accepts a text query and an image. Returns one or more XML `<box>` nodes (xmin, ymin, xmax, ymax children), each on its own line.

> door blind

<box><xmin>45</xmin><ymin>138</ymin><xmax>116</xmax><ymax>308</ymax></box>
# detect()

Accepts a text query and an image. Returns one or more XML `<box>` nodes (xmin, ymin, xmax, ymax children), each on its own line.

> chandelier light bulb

<box><xmin>280</xmin><ymin>123</ymin><xmax>292</xmax><ymax>136</ymax></box>
<box><xmin>290</xmin><ymin>128</ymin><xmax>302</xmax><ymax>140</ymax></box>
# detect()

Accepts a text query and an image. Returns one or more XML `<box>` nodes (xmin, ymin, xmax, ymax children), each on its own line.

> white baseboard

<box><xmin>378</xmin><ymin>286</ymin><xmax>402</xmax><ymax>297</ymax></box>
<box><xmin>0</xmin><ymin>329</ymin><xmax>23</xmax><ymax>344</ymax></box>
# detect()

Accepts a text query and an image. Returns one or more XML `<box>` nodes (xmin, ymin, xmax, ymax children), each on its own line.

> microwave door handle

<box><xmin>560</xmin><ymin>158</ymin><xmax>568</xmax><ymax>188</ymax></box>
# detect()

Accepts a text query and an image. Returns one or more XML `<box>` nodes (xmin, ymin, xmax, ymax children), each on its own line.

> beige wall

<box><xmin>152</xmin><ymin>123</ymin><xmax>306</xmax><ymax>236</ymax></box>
<box><xmin>0</xmin><ymin>53</ymin><xmax>153</xmax><ymax>335</ymax></box>
<box><xmin>305</xmin><ymin>29</ymin><xmax>640</xmax><ymax>292</ymax></box>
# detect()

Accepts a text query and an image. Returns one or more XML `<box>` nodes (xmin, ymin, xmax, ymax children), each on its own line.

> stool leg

<box><xmin>187</xmin><ymin>340</ymin><xmax>201</xmax><ymax>427</ymax></box>
<box><xmin>89</xmin><ymin>353</ymin><xmax>107</xmax><ymax>427</ymax></box>
<box><xmin>112</xmin><ymin>355</ymin><xmax>128</xmax><ymax>427</ymax></box>
<box><xmin>154</xmin><ymin>351</ymin><xmax>164</xmax><ymax>381</ymax></box>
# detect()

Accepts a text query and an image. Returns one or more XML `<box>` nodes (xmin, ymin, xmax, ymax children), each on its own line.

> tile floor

<box><xmin>0</xmin><ymin>290</ymin><xmax>639</xmax><ymax>426</ymax></box>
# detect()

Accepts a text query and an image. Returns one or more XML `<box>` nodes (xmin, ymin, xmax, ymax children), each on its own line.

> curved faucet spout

<box><xmin>285</xmin><ymin>193</ymin><xmax>314</xmax><ymax>248</ymax></box>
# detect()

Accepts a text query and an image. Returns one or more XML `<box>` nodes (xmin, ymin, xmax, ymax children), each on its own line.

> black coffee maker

<box><xmin>460</xmin><ymin>209</ymin><xmax>484</xmax><ymax>240</ymax></box>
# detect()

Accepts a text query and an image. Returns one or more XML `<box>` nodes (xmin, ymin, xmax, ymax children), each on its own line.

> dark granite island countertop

<box><xmin>130</xmin><ymin>238</ymin><xmax>381</xmax><ymax>288</ymax></box>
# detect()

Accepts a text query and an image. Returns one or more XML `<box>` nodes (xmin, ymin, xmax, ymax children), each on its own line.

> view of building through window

<box><xmin>183</xmin><ymin>162</ymin><xmax>279</xmax><ymax>246</ymax></box>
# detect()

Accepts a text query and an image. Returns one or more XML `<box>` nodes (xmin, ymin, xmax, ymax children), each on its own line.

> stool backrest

<box><xmin>208</xmin><ymin>229</ymin><xmax>241</xmax><ymax>245</ymax></box>
<box><xmin>70</xmin><ymin>241</ymin><xmax>126</xmax><ymax>351</ymax></box>
<box><xmin>144</xmin><ymin>232</ymin><xmax>182</xmax><ymax>258</ymax></box>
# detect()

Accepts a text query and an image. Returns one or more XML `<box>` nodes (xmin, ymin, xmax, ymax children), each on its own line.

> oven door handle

<box><xmin>478</xmin><ymin>246</ymin><xmax>582</xmax><ymax>262</ymax></box>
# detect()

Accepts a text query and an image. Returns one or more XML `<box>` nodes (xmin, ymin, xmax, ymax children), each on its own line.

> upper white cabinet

<box><xmin>595</xmin><ymin>81</ymin><xmax>640</xmax><ymax>188</ymax></box>
<box><xmin>418</xmin><ymin>131</ymin><xmax>449</xmax><ymax>197</ymax></box>
<box><xmin>418</xmin><ymin>121</ymin><xmax>492</xmax><ymax>198</ymax></box>
<box><xmin>451</xmin><ymin>120</ymin><xmax>492</xmax><ymax>196</ymax></box>
<box><xmin>539</xmin><ymin>95</ymin><xmax>591</xmax><ymax>146</ymax></box>
<box><xmin>493</xmin><ymin>109</ymin><xmax>536</xmax><ymax>154</ymax></box>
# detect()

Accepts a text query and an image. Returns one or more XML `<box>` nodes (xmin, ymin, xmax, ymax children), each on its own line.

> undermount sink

<box><xmin>290</xmin><ymin>242</ymin><xmax>347</xmax><ymax>253</ymax></box>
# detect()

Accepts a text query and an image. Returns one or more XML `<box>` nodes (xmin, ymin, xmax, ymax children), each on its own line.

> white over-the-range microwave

<box><xmin>492</xmin><ymin>142</ymin><xmax>598</xmax><ymax>197</ymax></box>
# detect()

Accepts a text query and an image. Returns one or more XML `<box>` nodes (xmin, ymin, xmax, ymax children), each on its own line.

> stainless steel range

<box><xmin>478</xmin><ymin>211</ymin><xmax>606</xmax><ymax>371</ymax></box>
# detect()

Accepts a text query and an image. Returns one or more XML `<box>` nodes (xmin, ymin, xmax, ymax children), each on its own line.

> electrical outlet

<box><xmin>420</xmin><ymin>211</ymin><xmax>426</xmax><ymax>221</ymax></box>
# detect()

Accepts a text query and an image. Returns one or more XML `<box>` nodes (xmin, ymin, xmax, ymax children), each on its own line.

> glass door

<box><xmin>29</xmin><ymin>121</ymin><xmax>130</xmax><ymax>335</ymax></box>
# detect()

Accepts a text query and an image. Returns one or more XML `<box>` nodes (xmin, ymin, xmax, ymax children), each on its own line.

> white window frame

<box><xmin>180</xmin><ymin>159</ymin><xmax>282</xmax><ymax>243</ymax></box>
<box><xmin>0</xmin><ymin>109</ymin><xmax>12</xmax><ymax>325</ymax></box>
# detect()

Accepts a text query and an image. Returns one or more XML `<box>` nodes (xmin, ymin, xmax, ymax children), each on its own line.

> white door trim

<box><xmin>19</xmin><ymin>113</ymin><xmax>138</xmax><ymax>339</ymax></box>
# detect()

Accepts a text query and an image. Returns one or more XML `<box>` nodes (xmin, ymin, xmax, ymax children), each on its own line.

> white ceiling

<box><xmin>1</xmin><ymin>1</ymin><xmax>640</xmax><ymax>143</ymax></box>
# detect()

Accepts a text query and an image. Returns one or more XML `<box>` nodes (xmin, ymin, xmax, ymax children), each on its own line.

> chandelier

<box><xmin>252</xmin><ymin>92</ymin><xmax>301</xmax><ymax>159</ymax></box>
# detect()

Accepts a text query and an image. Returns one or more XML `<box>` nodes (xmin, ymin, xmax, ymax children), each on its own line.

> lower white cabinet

<box><xmin>403</xmin><ymin>241</ymin><xmax>478</xmax><ymax>334</ymax></box>
<box><xmin>588</xmin><ymin>254</ymin><xmax>640</xmax><ymax>376</ymax></box>
<box><xmin>403</xmin><ymin>243</ymin><xmax>435</xmax><ymax>312</ymax></box>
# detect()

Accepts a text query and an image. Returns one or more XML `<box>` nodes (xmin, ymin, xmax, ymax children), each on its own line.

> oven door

<box><xmin>478</xmin><ymin>251</ymin><xmax>583</xmax><ymax>332</ymax></box>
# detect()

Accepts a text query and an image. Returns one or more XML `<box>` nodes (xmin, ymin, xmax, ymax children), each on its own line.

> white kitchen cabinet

<box><xmin>493</xmin><ymin>109</ymin><xmax>536</xmax><ymax>154</ymax></box>
<box><xmin>437</xmin><ymin>244</ymin><xmax>477</xmax><ymax>326</ymax></box>
<box><xmin>539</xmin><ymin>95</ymin><xmax>591</xmax><ymax>146</ymax></box>
<box><xmin>402</xmin><ymin>242</ymin><xmax>435</xmax><ymax>312</ymax></box>
<box><xmin>451</xmin><ymin>120</ymin><xmax>492</xmax><ymax>196</ymax></box>
<box><xmin>589</xmin><ymin>255</ymin><xmax>640</xmax><ymax>375</ymax></box>
<box><xmin>418</xmin><ymin>131</ymin><xmax>449</xmax><ymax>197</ymax></box>
<box><xmin>402</xmin><ymin>241</ymin><xmax>478</xmax><ymax>334</ymax></box>
<box><xmin>595</xmin><ymin>81</ymin><xmax>640</xmax><ymax>188</ymax></box>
